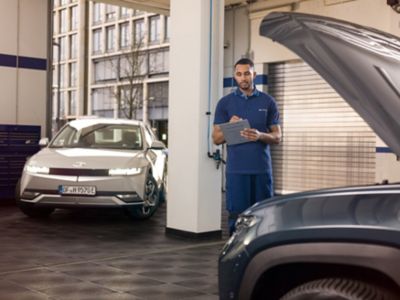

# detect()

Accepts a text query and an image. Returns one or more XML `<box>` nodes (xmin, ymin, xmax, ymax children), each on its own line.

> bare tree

<box><xmin>110</xmin><ymin>39</ymin><xmax>147</xmax><ymax>119</ymax></box>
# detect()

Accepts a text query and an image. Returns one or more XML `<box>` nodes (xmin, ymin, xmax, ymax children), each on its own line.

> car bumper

<box><xmin>19</xmin><ymin>192</ymin><xmax>144</xmax><ymax>207</ymax></box>
<box><xmin>219</xmin><ymin>233</ymin><xmax>252</xmax><ymax>300</ymax></box>
<box><xmin>19</xmin><ymin>172</ymin><xmax>146</xmax><ymax>208</ymax></box>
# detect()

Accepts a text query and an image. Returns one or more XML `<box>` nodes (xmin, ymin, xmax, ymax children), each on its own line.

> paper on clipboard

<box><xmin>218</xmin><ymin>119</ymin><xmax>251</xmax><ymax>145</ymax></box>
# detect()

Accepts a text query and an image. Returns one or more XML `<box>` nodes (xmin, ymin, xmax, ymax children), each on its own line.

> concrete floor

<box><xmin>0</xmin><ymin>201</ymin><xmax>228</xmax><ymax>299</ymax></box>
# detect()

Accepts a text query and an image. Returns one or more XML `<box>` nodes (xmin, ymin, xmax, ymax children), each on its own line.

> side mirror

<box><xmin>149</xmin><ymin>140</ymin><xmax>166</xmax><ymax>150</ymax></box>
<box><xmin>39</xmin><ymin>137</ymin><xmax>49</xmax><ymax>147</ymax></box>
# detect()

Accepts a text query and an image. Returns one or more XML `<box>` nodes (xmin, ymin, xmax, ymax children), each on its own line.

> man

<box><xmin>212</xmin><ymin>58</ymin><xmax>281</xmax><ymax>235</ymax></box>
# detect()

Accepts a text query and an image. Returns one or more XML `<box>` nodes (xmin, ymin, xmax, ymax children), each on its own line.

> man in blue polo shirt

<box><xmin>213</xmin><ymin>58</ymin><xmax>281</xmax><ymax>235</ymax></box>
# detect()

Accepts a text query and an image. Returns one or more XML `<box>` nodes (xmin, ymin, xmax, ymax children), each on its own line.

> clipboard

<box><xmin>218</xmin><ymin>119</ymin><xmax>251</xmax><ymax>145</ymax></box>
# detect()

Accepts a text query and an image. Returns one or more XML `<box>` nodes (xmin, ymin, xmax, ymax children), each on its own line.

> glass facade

<box><xmin>69</xmin><ymin>62</ymin><xmax>77</xmax><ymax>87</ymax></box>
<box><xmin>92</xmin><ymin>88</ymin><xmax>114</xmax><ymax>117</ymax></box>
<box><xmin>149</xmin><ymin>15</ymin><xmax>160</xmax><ymax>44</ymax></box>
<box><xmin>149</xmin><ymin>48</ymin><xmax>169</xmax><ymax>75</ymax></box>
<box><xmin>53</xmin><ymin>2</ymin><xmax>170</xmax><ymax>131</ymax></box>
<box><xmin>94</xmin><ymin>58</ymin><xmax>117</xmax><ymax>82</ymax></box>
<box><xmin>92</xmin><ymin>29</ymin><xmax>101</xmax><ymax>53</ymax></box>
<box><xmin>105</xmin><ymin>4</ymin><xmax>116</xmax><ymax>21</ymax></box>
<box><xmin>165</xmin><ymin>16</ymin><xmax>170</xmax><ymax>41</ymax></box>
<box><xmin>119</xmin><ymin>22</ymin><xmax>130</xmax><ymax>49</ymax></box>
<box><xmin>134</xmin><ymin>19</ymin><xmax>145</xmax><ymax>45</ymax></box>
<box><xmin>70</xmin><ymin>34</ymin><xmax>77</xmax><ymax>59</ymax></box>
<box><xmin>70</xmin><ymin>5</ymin><xmax>78</xmax><ymax>30</ymax></box>
<box><xmin>60</xmin><ymin>9</ymin><xmax>67</xmax><ymax>33</ymax></box>
<box><xmin>93</xmin><ymin>2</ymin><xmax>101</xmax><ymax>24</ymax></box>
<box><xmin>106</xmin><ymin>26</ymin><xmax>115</xmax><ymax>52</ymax></box>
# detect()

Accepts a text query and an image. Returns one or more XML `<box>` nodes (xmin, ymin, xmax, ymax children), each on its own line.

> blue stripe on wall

<box><xmin>223</xmin><ymin>77</ymin><xmax>236</xmax><ymax>88</ymax></box>
<box><xmin>0</xmin><ymin>54</ymin><xmax>17</xmax><ymax>68</ymax></box>
<box><xmin>255</xmin><ymin>74</ymin><xmax>268</xmax><ymax>85</ymax></box>
<box><xmin>18</xmin><ymin>56</ymin><xmax>47</xmax><ymax>70</ymax></box>
<box><xmin>0</xmin><ymin>53</ymin><xmax>47</xmax><ymax>70</ymax></box>
<box><xmin>376</xmin><ymin>147</ymin><xmax>393</xmax><ymax>153</ymax></box>
<box><xmin>223</xmin><ymin>74</ymin><xmax>268</xmax><ymax>88</ymax></box>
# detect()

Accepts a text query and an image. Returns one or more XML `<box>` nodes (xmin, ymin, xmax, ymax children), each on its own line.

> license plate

<box><xmin>59</xmin><ymin>185</ymin><xmax>96</xmax><ymax>196</ymax></box>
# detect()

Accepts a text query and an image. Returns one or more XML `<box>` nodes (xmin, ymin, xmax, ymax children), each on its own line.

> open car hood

<box><xmin>260</xmin><ymin>12</ymin><xmax>400</xmax><ymax>156</ymax></box>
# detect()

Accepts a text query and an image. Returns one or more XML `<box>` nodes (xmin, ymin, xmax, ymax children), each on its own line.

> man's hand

<box><xmin>213</xmin><ymin>115</ymin><xmax>242</xmax><ymax>145</ymax></box>
<box><xmin>229</xmin><ymin>115</ymin><xmax>242</xmax><ymax>123</ymax></box>
<box><xmin>240</xmin><ymin>128</ymin><xmax>260</xmax><ymax>141</ymax></box>
<box><xmin>241</xmin><ymin>125</ymin><xmax>282</xmax><ymax>144</ymax></box>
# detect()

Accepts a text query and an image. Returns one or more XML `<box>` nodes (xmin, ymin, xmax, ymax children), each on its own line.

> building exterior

<box><xmin>52</xmin><ymin>0</ymin><xmax>169</xmax><ymax>143</ymax></box>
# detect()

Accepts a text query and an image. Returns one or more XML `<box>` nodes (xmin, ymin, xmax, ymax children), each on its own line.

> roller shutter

<box><xmin>268</xmin><ymin>60</ymin><xmax>375</xmax><ymax>194</ymax></box>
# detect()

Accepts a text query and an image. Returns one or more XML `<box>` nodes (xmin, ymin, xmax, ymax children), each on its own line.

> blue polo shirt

<box><xmin>214</xmin><ymin>88</ymin><xmax>280</xmax><ymax>174</ymax></box>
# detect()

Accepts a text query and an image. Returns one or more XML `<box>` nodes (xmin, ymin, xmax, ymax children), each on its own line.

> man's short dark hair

<box><xmin>234</xmin><ymin>58</ymin><xmax>254</xmax><ymax>69</ymax></box>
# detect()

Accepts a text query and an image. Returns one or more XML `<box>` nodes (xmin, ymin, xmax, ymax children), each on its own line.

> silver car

<box><xmin>16</xmin><ymin>118</ymin><xmax>167</xmax><ymax>220</ymax></box>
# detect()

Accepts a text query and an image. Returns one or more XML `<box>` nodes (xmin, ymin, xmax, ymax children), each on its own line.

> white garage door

<box><xmin>268</xmin><ymin>60</ymin><xmax>376</xmax><ymax>194</ymax></box>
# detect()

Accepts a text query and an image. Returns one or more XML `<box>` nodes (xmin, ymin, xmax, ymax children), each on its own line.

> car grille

<box><xmin>49</xmin><ymin>168</ymin><xmax>109</xmax><ymax>176</ymax></box>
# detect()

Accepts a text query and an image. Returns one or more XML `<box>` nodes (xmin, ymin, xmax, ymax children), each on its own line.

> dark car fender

<box><xmin>238</xmin><ymin>242</ymin><xmax>400</xmax><ymax>299</ymax></box>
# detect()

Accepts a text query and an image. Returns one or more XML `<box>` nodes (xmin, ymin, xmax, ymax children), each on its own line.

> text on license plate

<box><xmin>59</xmin><ymin>185</ymin><xmax>96</xmax><ymax>195</ymax></box>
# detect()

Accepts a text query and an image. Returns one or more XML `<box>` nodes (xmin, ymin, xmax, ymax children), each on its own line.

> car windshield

<box><xmin>50</xmin><ymin>124</ymin><xmax>143</xmax><ymax>150</ymax></box>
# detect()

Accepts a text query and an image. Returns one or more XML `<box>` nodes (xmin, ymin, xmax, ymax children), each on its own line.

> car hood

<box><xmin>260</xmin><ymin>12</ymin><xmax>400</xmax><ymax>156</ymax></box>
<box><xmin>27</xmin><ymin>147</ymin><xmax>146</xmax><ymax>169</ymax></box>
<box><xmin>233</xmin><ymin>184</ymin><xmax>400</xmax><ymax>252</ymax></box>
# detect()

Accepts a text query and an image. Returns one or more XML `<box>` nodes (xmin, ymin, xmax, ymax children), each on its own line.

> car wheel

<box><xmin>18</xmin><ymin>202</ymin><xmax>54</xmax><ymax>218</ymax></box>
<box><xmin>15</xmin><ymin>179</ymin><xmax>54</xmax><ymax>218</ymax></box>
<box><xmin>159</xmin><ymin>168</ymin><xmax>167</xmax><ymax>204</ymax></box>
<box><xmin>280</xmin><ymin>278</ymin><xmax>397</xmax><ymax>300</ymax></box>
<box><xmin>126</xmin><ymin>174</ymin><xmax>159</xmax><ymax>220</ymax></box>
<box><xmin>15</xmin><ymin>178</ymin><xmax>21</xmax><ymax>203</ymax></box>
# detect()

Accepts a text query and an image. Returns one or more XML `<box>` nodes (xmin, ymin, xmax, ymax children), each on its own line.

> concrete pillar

<box><xmin>167</xmin><ymin>0</ymin><xmax>224</xmax><ymax>237</ymax></box>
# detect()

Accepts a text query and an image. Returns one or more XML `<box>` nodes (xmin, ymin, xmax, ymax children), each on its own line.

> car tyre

<box><xmin>18</xmin><ymin>202</ymin><xmax>54</xmax><ymax>218</ymax></box>
<box><xmin>280</xmin><ymin>278</ymin><xmax>398</xmax><ymax>300</ymax></box>
<box><xmin>159</xmin><ymin>168</ymin><xmax>167</xmax><ymax>204</ymax></box>
<box><xmin>126</xmin><ymin>174</ymin><xmax>159</xmax><ymax>220</ymax></box>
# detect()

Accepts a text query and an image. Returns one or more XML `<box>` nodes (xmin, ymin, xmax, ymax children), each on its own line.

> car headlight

<box><xmin>236</xmin><ymin>214</ymin><xmax>260</xmax><ymax>246</ymax></box>
<box><xmin>25</xmin><ymin>165</ymin><xmax>50</xmax><ymax>174</ymax></box>
<box><xmin>108</xmin><ymin>168</ymin><xmax>142</xmax><ymax>176</ymax></box>
<box><xmin>235</xmin><ymin>214</ymin><xmax>258</xmax><ymax>231</ymax></box>
<box><xmin>221</xmin><ymin>214</ymin><xmax>259</xmax><ymax>256</ymax></box>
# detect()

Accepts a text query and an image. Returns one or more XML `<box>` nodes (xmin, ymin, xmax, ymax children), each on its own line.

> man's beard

<box><xmin>239</xmin><ymin>81</ymin><xmax>251</xmax><ymax>90</ymax></box>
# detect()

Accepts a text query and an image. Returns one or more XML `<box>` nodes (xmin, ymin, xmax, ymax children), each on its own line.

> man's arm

<box><xmin>240</xmin><ymin>124</ymin><xmax>282</xmax><ymax>145</ymax></box>
<box><xmin>212</xmin><ymin>125</ymin><xmax>225</xmax><ymax>145</ymax></box>
<box><xmin>212</xmin><ymin>115</ymin><xmax>242</xmax><ymax>145</ymax></box>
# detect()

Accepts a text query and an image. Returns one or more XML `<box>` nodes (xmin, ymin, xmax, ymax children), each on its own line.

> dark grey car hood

<box><xmin>260</xmin><ymin>12</ymin><xmax>400</xmax><ymax>156</ymax></box>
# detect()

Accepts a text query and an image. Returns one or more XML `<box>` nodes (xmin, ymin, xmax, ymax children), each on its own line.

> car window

<box><xmin>50</xmin><ymin>124</ymin><xmax>143</xmax><ymax>150</ymax></box>
<box><xmin>50</xmin><ymin>125</ymin><xmax>78</xmax><ymax>147</ymax></box>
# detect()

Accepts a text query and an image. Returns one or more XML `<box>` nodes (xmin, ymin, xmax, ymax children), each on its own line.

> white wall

<box><xmin>375</xmin><ymin>136</ymin><xmax>400</xmax><ymax>183</ymax></box>
<box><xmin>224</xmin><ymin>5</ymin><xmax>250</xmax><ymax>76</ymax></box>
<box><xmin>0</xmin><ymin>0</ymin><xmax>49</xmax><ymax>136</ymax></box>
